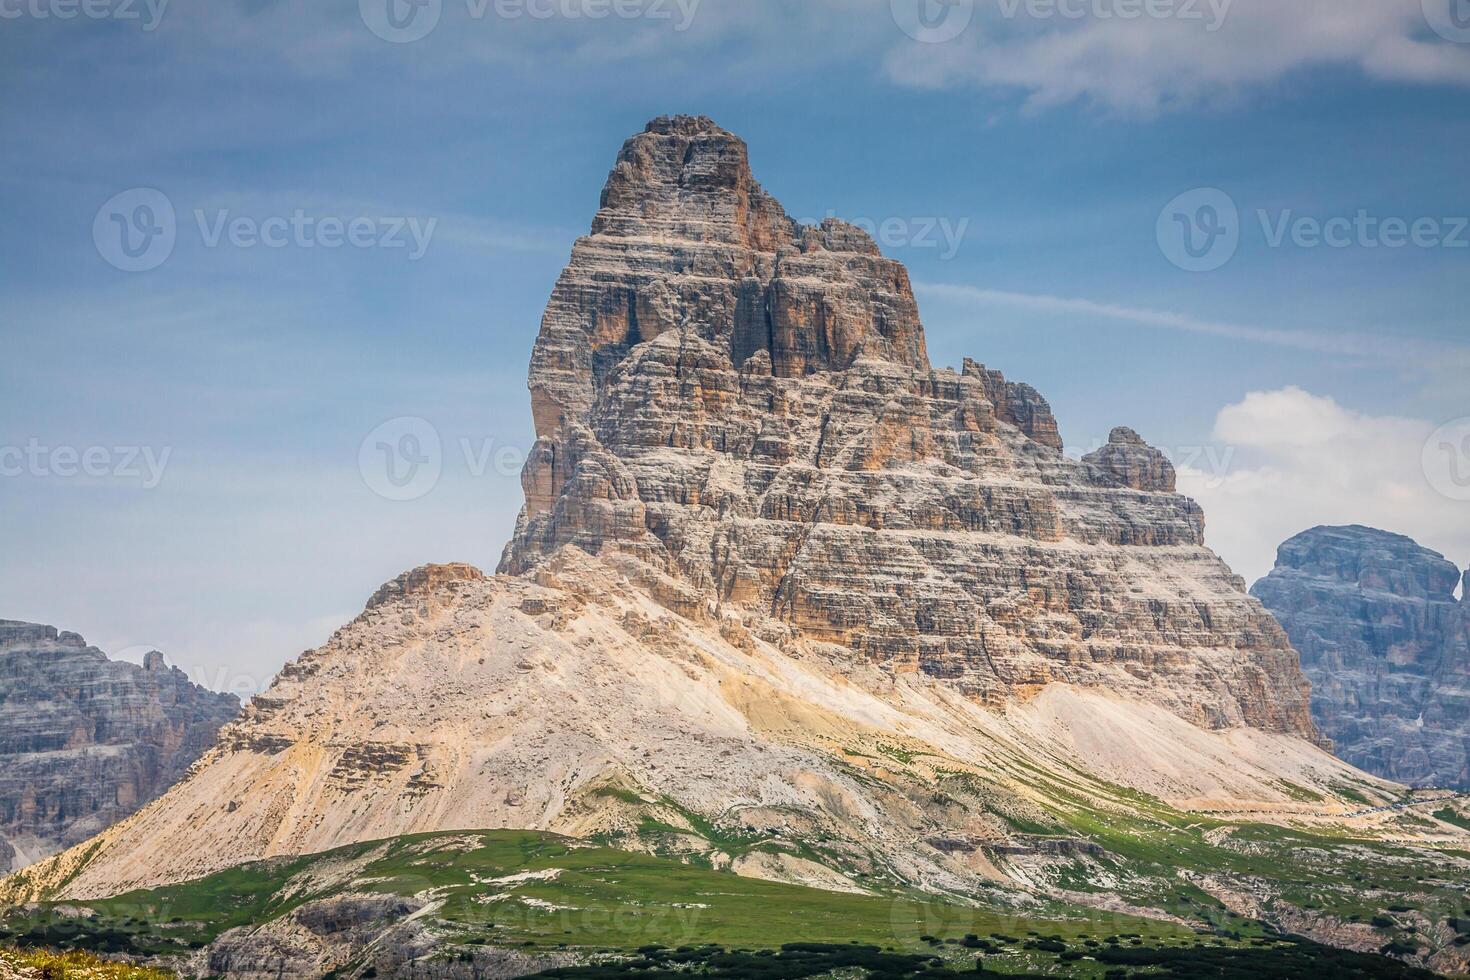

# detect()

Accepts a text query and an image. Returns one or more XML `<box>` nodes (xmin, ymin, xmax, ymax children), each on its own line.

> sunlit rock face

<box><xmin>502</xmin><ymin>114</ymin><xmax>1315</xmax><ymax>739</ymax></box>
<box><xmin>1254</xmin><ymin>525</ymin><xmax>1470</xmax><ymax>789</ymax></box>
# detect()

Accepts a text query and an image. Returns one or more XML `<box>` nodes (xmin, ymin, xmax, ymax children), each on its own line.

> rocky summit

<box><xmin>14</xmin><ymin>120</ymin><xmax>1470</xmax><ymax>977</ymax></box>
<box><xmin>502</xmin><ymin>114</ymin><xmax>1312</xmax><ymax>738</ymax></box>
<box><xmin>0</xmin><ymin>620</ymin><xmax>239</xmax><ymax>872</ymax></box>
<box><xmin>1253</xmin><ymin>525</ymin><xmax>1470</xmax><ymax>789</ymax></box>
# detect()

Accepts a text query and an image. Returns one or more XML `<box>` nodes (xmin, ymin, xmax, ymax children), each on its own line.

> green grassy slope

<box><xmin>0</xmin><ymin>830</ymin><xmax>1453</xmax><ymax>979</ymax></box>
<box><xmin>0</xmin><ymin>831</ymin><xmax>1174</xmax><ymax>956</ymax></box>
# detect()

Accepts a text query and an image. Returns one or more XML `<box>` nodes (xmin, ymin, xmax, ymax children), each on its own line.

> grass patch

<box><xmin>1433</xmin><ymin>807</ymin><xmax>1470</xmax><ymax>832</ymax></box>
<box><xmin>0</xmin><ymin>945</ymin><xmax>172</xmax><ymax>978</ymax></box>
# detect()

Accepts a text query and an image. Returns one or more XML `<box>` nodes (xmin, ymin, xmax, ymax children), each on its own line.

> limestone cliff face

<box><xmin>0</xmin><ymin>620</ymin><xmax>240</xmax><ymax>871</ymax></box>
<box><xmin>502</xmin><ymin>115</ymin><xmax>1314</xmax><ymax>739</ymax></box>
<box><xmin>1252</xmin><ymin>526</ymin><xmax>1470</xmax><ymax>789</ymax></box>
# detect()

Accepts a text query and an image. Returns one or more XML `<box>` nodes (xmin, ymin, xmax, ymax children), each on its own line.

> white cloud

<box><xmin>27</xmin><ymin>0</ymin><xmax>1468</xmax><ymax>118</ymax></box>
<box><xmin>1179</xmin><ymin>387</ymin><xmax>1470</xmax><ymax>586</ymax></box>
<box><xmin>884</xmin><ymin>0</ymin><xmax>1470</xmax><ymax>114</ymax></box>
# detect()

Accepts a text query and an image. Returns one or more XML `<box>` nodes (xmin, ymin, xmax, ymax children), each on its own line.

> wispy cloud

<box><xmin>884</xmin><ymin>0</ymin><xmax>1470</xmax><ymax>115</ymax></box>
<box><xmin>1179</xmin><ymin>386</ymin><xmax>1470</xmax><ymax>585</ymax></box>
<box><xmin>916</xmin><ymin>282</ymin><xmax>1470</xmax><ymax>369</ymax></box>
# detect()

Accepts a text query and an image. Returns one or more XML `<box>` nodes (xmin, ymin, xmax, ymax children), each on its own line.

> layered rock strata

<box><xmin>0</xmin><ymin>620</ymin><xmax>239</xmax><ymax>871</ymax></box>
<box><xmin>501</xmin><ymin>114</ymin><xmax>1314</xmax><ymax>738</ymax></box>
<box><xmin>1252</xmin><ymin>526</ymin><xmax>1469</xmax><ymax>788</ymax></box>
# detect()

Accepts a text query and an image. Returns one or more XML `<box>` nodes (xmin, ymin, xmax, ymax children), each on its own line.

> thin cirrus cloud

<box><xmin>915</xmin><ymin>282</ymin><xmax>1470</xmax><ymax>371</ymax></box>
<box><xmin>883</xmin><ymin>0</ymin><xmax>1470</xmax><ymax>114</ymax></box>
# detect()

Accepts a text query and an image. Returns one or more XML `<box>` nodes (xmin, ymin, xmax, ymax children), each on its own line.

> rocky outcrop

<box><xmin>367</xmin><ymin>563</ymin><xmax>487</xmax><ymax>610</ymax></box>
<box><xmin>0</xmin><ymin>620</ymin><xmax>239</xmax><ymax>871</ymax></box>
<box><xmin>1252</xmin><ymin>526</ymin><xmax>1470</xmax><ymax>789</ymax></box>
<box><xmin>502</xmin><ymin>114</ymin><xmax>1313</xmax><ymax>739</ymax></box>
<box><xmin>1083</xmin><ymin>426</ymin><xmax>1177</xmax><ymax>492</ymax></box>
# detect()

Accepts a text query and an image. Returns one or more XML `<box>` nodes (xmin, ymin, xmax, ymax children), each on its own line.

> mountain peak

<box><xmin>506</xmin><ymin>119</ymin><xmax>1313</xmax><ymax>741</ymax></box>
<box><xmin>642</xmin><ymin>113</ymin><xmax>727</xmax><ymax>136</ymax></box>
<box><xmin>1270</xmin><ymin>525</ymin><xmax>1460</xmax><ymax>599</ymax></box>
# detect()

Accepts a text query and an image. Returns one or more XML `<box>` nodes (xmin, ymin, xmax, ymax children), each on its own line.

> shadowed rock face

<box><xmin>0</xmin><ymin>620</ymin><xmax>240</xmax><ymax>871</ymax></box>
<box><xmin>1253</xmin><ymin>526</ymin><xmax>1470</xmax><ymax>789</ymax></box>
<box><xmin>501</xmin><ymin>115</ymin><xmax>1315</xmax><ymax>739</ymax></box>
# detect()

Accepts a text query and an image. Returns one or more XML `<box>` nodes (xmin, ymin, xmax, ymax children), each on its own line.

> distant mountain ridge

<box><xmin>1252</xmin><ymin>525</ymin><xmax>1470</xmax><ymax>789</ymax></box>
<box><xmin>0</xmin><ymin>620</ymin><xmax>240</xmax><ymax>871</ymax></box>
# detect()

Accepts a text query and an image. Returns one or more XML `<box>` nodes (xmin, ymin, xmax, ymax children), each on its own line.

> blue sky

<box><xmin>3</xmin><ymin>0</ymin><xmax>1468</xmax><ymax>693</ymax></box>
